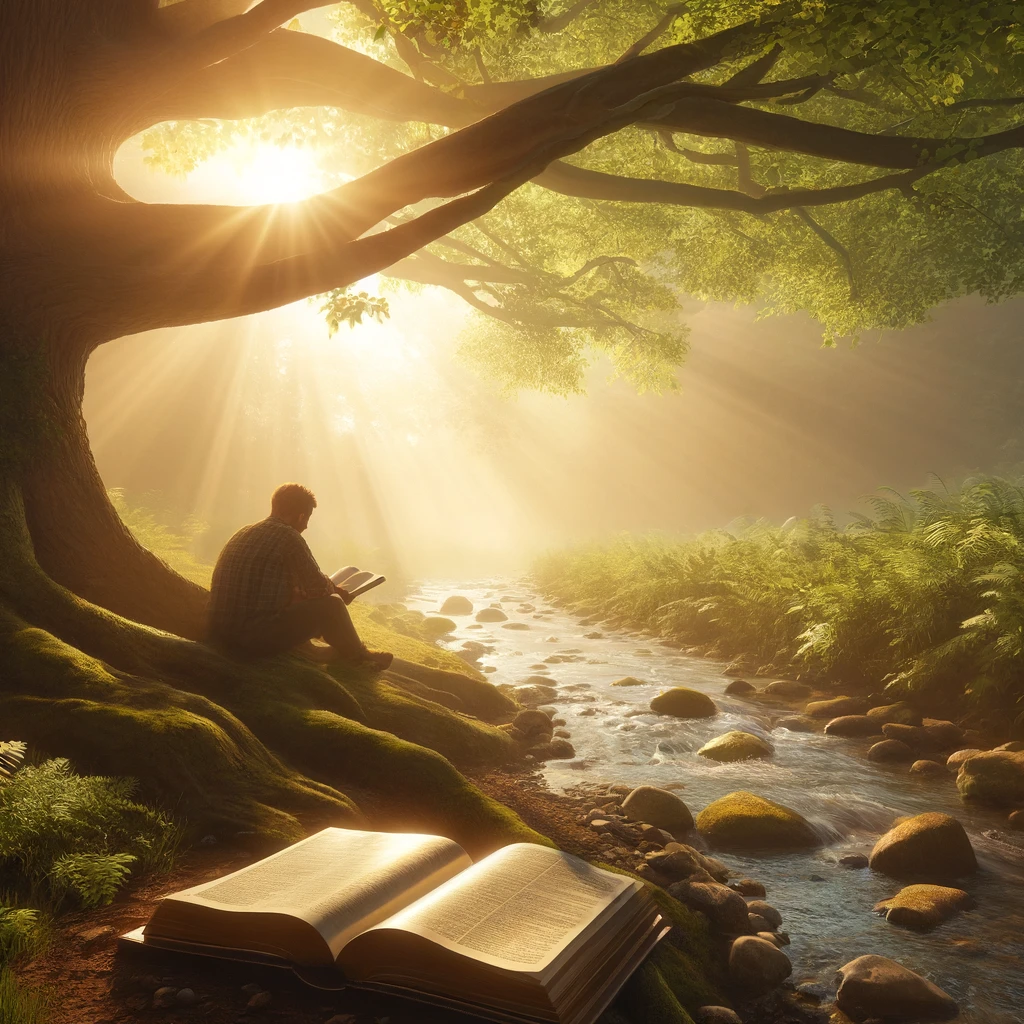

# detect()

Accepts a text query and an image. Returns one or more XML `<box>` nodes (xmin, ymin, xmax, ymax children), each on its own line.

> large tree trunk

<box><xmin>20</xmin><ymin>339</ymin><xmax>211</xmax><ymax>640</ymax></box>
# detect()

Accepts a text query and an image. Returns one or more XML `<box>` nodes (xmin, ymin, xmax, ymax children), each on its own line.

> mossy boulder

<box><xmin>728</xmin><ymin>935</ymin><xmax>792</xmax><ymax>996</ymax></box>
<box><xmin>825</xmin><ymin>715</ymin><xmax>882</xmax><ymax>738</ymax></box>
<box><xmin>762</xmin><ymin>679</ymin><xmax>811</xmax><ymax>700</ymax></box>
<box><xmin>475</xmin><ymin>607</ymin><xmax>508</xmax><ymax>623</ymax></box>
<box><xmin>697</xmin><ymin>731</ymin><xmax>773</xmax><ymax>763</ymax></box>
<box><xmin>612</xmin><ymin>676</ymin><xmax>648</xmax><ymax>687</ymax></box>
<box><xmin>866</xmin><ymin>702</ymin><xmax>922</xmax><ymax>726</ymax></box>
<box><xmin>724</xmin><ymin>679</ymin><xmax>755</xmax><ymax>696</ymax></box>
<box><xmin>946</xmin><ymin>748</ymin><xmax>984</xmax><ymax>772</ymax></box>
<box><xmin>805</xmin><ymin>696</ymin><xmax>869</xmax><ymax>719</ymax></box>
<box><xmin>650</xmin><ymin>688</ymin><xmax>718</xmax><ymax>719</ymax></box>
<box><xmin>774</xmin><ymin>715</ymin><xmax>815</xmax><ymax>732</ymax></box>
<box><xmin>869</xmin><ymin>812</ymin><xmax>977</xmax><ymax>881</ymax></box>
<box><xmin>956</xmin><ymin>749</ymin><xmax>1024</xmax><ymax>806</ymax></box>
<box><xmin>439</xmin><ymin>595</ymin><xmax>473</xmax><ymax>615</ymax></box>
<box><xmin>836</xmin><ymin>955</ymin><xmax>958</xmax><ymax>1022</ymax></box>
<box><xmin>874</xmin><ymin>884</ymin><xmax>971</xmax><ymax>931</ymax></box>
<box><xmin>867</xmin><ymin>739</ymin><xmax>914</xmax><ymax>763</ymax></box>
<box><xmin>623</xmin><ymin>786</ymin><xmax>695</xmax><ymax>833</ymax></box>
<box><xmin>421</xmin><ymin>616</ymin><xmax>457</xmax><ymax>637</ymax></box>
<box><xmin>910</xmin><ymin>759</ymin><xmax>945</xmax><ymax>776</ymax></box>
<box><xmin>696</xmin><ymin>791</ymin><xmax>820</xmax><ymax>851</ymax></box>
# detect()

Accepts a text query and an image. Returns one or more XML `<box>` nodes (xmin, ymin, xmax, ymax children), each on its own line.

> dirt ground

<box><xmin>15</xmin><ymin>769</ymin><xmax>617</xmax><ymax>1024</ymax></box>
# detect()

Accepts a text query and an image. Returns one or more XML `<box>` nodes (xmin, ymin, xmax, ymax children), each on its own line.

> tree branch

<box><xmin>651</xmin><ymin>97</ymin><xmax>1024</xmax><ymax>168</ymax></box>
<box><xmin>792</xmin><ymin>207</ymin><xmax>857</xmax><ymax>298</ymax></box>
<box><xmin>535</xmin><ymin>0</ymin><xmax>601</xmax><ymax>34</ymax></box>
<box><xmin>617</xmin><ymin>4</ymin><xmax>686</xmax><ymax>64</ymax></box>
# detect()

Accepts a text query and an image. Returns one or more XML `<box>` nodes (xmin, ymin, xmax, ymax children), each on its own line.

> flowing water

<box><xmin>404</xmin><ymin>578</ymin><xmax>1024</xmax><ymax>1023</ymax></box>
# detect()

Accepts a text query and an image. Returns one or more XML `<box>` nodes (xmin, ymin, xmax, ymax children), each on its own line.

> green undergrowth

<box><xmin>536</xmin><ymin>475</ymin><xmax>1024</xmax><ymax>723</ymax></box>
<box><xmin>0</xmin><ymin>966</ymin><xmax>49</xmax><ymax>1024</ymax></box>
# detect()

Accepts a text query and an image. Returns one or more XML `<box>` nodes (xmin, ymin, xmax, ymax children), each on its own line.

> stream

<box><xmin>404</xmin><ymin>577</ymin><xmax>1024</xmax><ymax>1024</ymax></box>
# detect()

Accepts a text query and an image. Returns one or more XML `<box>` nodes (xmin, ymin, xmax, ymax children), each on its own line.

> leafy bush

<box><xmin>0</xmin><ymin>908</ymin><xmax>42</xmax><ymax>964</ymax></box>
<box><xmin>0</xmin><ymin>758</ymin><xmax>179</xmax><ymax>909</ymax></box>
<box><xmin>536</xmin><ymin>476</ymin><xmax>1024</xmax><ymax>719</ymax></box>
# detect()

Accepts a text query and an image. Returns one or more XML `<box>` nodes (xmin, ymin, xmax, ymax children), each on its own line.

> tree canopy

<box><xmin>142</xmin><ymin>0</ymin><xmax>1024</xmax><ymax>392</ymax></box>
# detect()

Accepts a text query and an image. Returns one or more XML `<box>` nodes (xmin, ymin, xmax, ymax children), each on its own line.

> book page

<box><xmin>166</xmin><ymin>828</ymin><xmax>470</xmax><ymax>958</ymax></box>
<box><xmin>330</xmin><ymin>566</ymin><xmax>360</xmax><ymax>585</ymax></box>
<box><xmin>368</xmin><ymin>844</ymin><xmax>635</xmax><ymax>973</ymax></box>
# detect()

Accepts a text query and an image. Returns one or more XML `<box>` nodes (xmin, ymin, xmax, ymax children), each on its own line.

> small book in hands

<box><xmin>330</xmin><ymin>565</ymin><xmax>386</xmax><ymax>599</ymax></box>
<box><xmin>120</xmin><ymin>828</ymin><xmax>666</xmax><ymax>1024</ymax></box>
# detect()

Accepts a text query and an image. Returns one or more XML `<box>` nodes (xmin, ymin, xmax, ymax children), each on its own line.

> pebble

<box><xmin>152</xmin><ymin>987</ymin><xmax>177</xmax><ymax>1009</ymax></box>
<box><xmin>325</xmin><ymin>1016</ymin><xmax>357</xmax><ymax>1024</ymax></box>
<box><xmin>247</xmin><ymin>991</ymin><xmax>273</xmax><ymax>1010</ymax></box>
<box><xmin>839</xmin><ymin>853</ymin><xmax>869</xmax><ymax>869</ymax></box>
<box><xmin>732</xmin><ymin>878</ymin><xmax>766</xmax><ymax>897</ymax></box>
<box><xmin>77</xmin><ymin>925</ymin><xmax>115</xmax><ymax>944</ymax></box>
<box><xmin>176</xmin><ymin>988</ymin><xmax>196</xmax><ymax>1006</ymax></box>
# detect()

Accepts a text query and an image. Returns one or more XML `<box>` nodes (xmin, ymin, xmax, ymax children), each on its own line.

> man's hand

<box><xmin>335</xmin><ymin>586</ymin><xmax>354</xmax><ymax>605</ymax></box>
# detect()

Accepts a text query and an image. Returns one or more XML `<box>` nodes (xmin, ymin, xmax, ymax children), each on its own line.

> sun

<box><xmin>230</xmin><ymin>142</ymin><xmax>324</xmax><ymax>204</ymax></box>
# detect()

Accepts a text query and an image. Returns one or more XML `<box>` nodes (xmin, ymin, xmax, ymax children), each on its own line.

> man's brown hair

<box><xmin>271</xmin><ymin>483</ymin><xmax>317</xmax><ymax>519</ymax></box>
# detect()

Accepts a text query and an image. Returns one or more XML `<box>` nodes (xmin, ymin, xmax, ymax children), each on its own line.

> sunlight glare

<box><xmin>232</xmin><ymin>142</ymin><xmax>324</xmax><ymax>204</ymax></box>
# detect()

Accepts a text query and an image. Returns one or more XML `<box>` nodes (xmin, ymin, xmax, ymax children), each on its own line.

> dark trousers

<box><xmin>229</xmin><ymin>595</ymin><xmax>362</xmax><ymax>658</ymax></box>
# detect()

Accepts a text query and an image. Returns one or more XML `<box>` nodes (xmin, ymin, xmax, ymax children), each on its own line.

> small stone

<box><xmin>247</xmin><ymin>991</ymin><xmax>273</xmax><ymax>1010</ymax></box>
<box><xmin>796</xmin><ymin>981</ymin><xmax>828</xmax><ymax>1003</ymax></box>
<box><xmin>745</xmin><ymin>900</ymin><xmax>782</xmax><ymax>928</ymax></box>
<box><xmin>763</xmin><ymin>679</ymin><xmax>812</xmax><ymax>699</ymax></box>
<box><xmin>240</xmin><ymin>983</ymin><xmax>263</xmax><ymax>996</ymax></box>
<box><xmin>324</xmin><ymin>1015</ymin><xmax>357</xmax><ymax>1024</ymax></box>
<box><xmin>910</xmin><ymin>759</ymin><xmax>946</xmax><ymax>776</ymax></box>
<box><xmin>694</xmin><ymin>1007</ymin><xmax>742</xmax><ymax>1024</ymax></box>
<box><xmin>622</xmin><ymin>785</ymin><xmax>694</xmax><ymax>833</ymax></box>
<box><xmin>748</xmin><ymin>913</ymin><xmax>771</xmax><ymax>932</ymax></box>
<box><xmin>153</xmin><ymin>987</ymin><xmax>177</xmax><ymax>1009</ymax></box>
<box><xmin>77</xmin><ymin>925</ymin><xmax>115</xmax><ymax>944</ymax></box>
<box><xmin>774</xmin><ymin>715</ymin><xmax>816</xmax><ymax>732</ymax></box>
<box><xmin>732</xmin><ymin>879</ymin><xmax>766</xmax><ymax>897</ymax></box>
<box><xmin>839</xmin><ymin>853</ymin><xmax>869</xmax><ymax>869</ymax></box>
<box><xmin>757</xmin><ymin>930</ymin><xmax>784</xmax><ymax>947</ymax></box>
<box><xmin>175</xmin><ymin>989</ymin><xmax>196</xmax><ymax>1006</ymax></box>
<box><xmin>1009</xmin><ymin>810</ymin><xmax>1024</xmax><ymax>830</ymax></box>
<box><xmin>724</xmin><ymin>679</ymin><xmax>755</xmax><ymax>696</ymax></box>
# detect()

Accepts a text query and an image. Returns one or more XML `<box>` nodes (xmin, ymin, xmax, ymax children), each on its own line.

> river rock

<box><xmin>775</xmin><ymin>715</ymin><xmax>815</xmax><ymax>732</ymax></box>
<box><xmin>747</xmin><ymin>913</ymin><xmax>771</xmax><ymax>933</ymax></box>
<box><xmin>724</xmin><ymin>679</ymin><xmax>755</xmax><ymax>695</ymax></box>
<box><xmin>867</xmin><ymin>702</ymin><xmax>923</xmax><ymax>726</ymax></box>
<box><xmin>694</xmin><ymin>1008</ymin><xmax>741</xmax><ymax>1024</ymax></box>
<box><xmin>745</xmin><ymin>900</ymin><xmax>782</xmax><ymax>928</ymax></box>
<box><xmin>728</xmin><ymin>935</ymin><xmax>792</xmax><ymax>996</ymax></box>
<box><xmin>956</xmin><ymin>749</ymin><xmax>1024</xmax><ymax>806</ymax></box>
<box><xmin>881</xmin><ymin>722</ymin><xmax>932</xmax><ymax>749</ymax></box>
<box><xmin>439</xmin><ymin>595</ymin><xmax>473</xmax><ymax>615</ymax></box>
<box><xmin>839</xmin><ymin>853</ymin><xmax>869</xmax><ymax>868</ymax></box>
<box><xmin>698</xmin><ymin>730</ymin><xmax>773</xmax><ymax>762</ymax></box>
<box><xmin>513</xmin><ymin>710</ymin><xmax>553</xmax><ymax>737</ymax></box>
<box><xmin>874</xmin><ymin>884</ymin><xmax>971</xmax><ymax>931</ymax></box>
<box><xmin>733</xmin><ymin>878</ymin><xmax>766</xmax><ymax>897</ymax></box>
<box><xmin>475</xmin><ymin>607</ymin><xmax>508</xmax><ymax>622</ymax></box>
<box><xmin>696</xmin><ymin>791</ymin><xmax>820</xmax><ymax>850</ymax></box>
<box><xmin>528</xmin><ymin>738</ymin><xmax>575</xmax><ymax>760</ymax></box>
<box><xmin>622</xmin><ymin>786</ymin><xmax>694</xmax><ymax>833</ymax></box>
<box><xmin>611</xmin><ymin>676</ymin><xmax>646</xmax><ymax>687</ymax></box>
<box><xmin>513</xmin><ymin>683</ymin><xmax>559</xmax><ymax>706</ymax></box>
<box><xmin>1008</xmin><ymin>810</ymin><xmax>1024</xmax><ymax>830</ymax></box>
<box><xmin>910</xmin><ymin>759</ymin><xmax>946</xmax><ymax>776</ymax></box>
<box><xmin>947</xmin><ymin>748</ymin><xmax>984</xmax><ymax>771</ymax></box>
<box><xmin>869</xmin><ymin>812</ymin><xmax>977</xmax><ymax>881</ymax></box>
<box><xmin>669</xmin><ymin>881</ymin><xmax>751</xmax><ymax>934</ymax></box>
<box><xmin>996</xmin><ymin>740</ymin><xmax>1024</xmax><ymax>752</ymax></box>
<box><xmin>826</xmin><ymin>715</ymin><xmax>883</xmax><ymax>737</ymax></box>
<box><xmin>835</xmin><ymin>955</ymin><xmax>958</xmax><ymax>1021</ymax></box>
<box><xmin>763</xmin><ymin>679</ymin><xmax>812</xmax><ymax>700</ymax></box>
<box><xmin>806</xmin><ymin>696</ymin><xmax>870</xmax><ymax>718</ymax></box>
<box><xmin>922</xmin><ymin>719</ymin><xmax>965</xmax><ymax>748</ymax></box>
<box><xmin>868</xmin><ymin>739</ymin><xmax>915</xmax><ymax>763</ymax></box>
<box><xmin>650</xmin><ymin>687</ymin><xmax>718</xmax><ymax>719</ymax></box>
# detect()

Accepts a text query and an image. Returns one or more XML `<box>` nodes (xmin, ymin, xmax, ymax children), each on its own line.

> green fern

<box><xmin>0</xmin><ymin>908</ymin><xmax>42</xmax><ymax>965</ymax></box>
<box><xmin>0</xmin><ymin>745</ymin><xmax>25</xmax><ymax>782</ymax></box>
<box><xmin>48</xmin><ymin>854</ymin><xmax>137</xmax><ymax>910</ymax></box>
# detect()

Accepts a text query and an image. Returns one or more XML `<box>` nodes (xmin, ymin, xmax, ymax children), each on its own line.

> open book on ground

<box><xmin>120</xmin><ymin>828</ymin><xmax>665</xmax><ymax>1024</ymax></box>
<box><xmin>330</xmin><ymin>565</ymin><xmax>386</xmax><ymax>599</ymax></box>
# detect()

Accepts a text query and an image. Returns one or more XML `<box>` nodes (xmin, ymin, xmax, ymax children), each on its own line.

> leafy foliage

<box><xmin>0</xmin><ymin>758</ymin><xmax>179</xmax><ymax>909</ymax></box>
<box><xmin>536</xmin><ymin>475</ymin><xmax>1024</xmax><ymax>717</ymax></box>
<box><xmin>318</xmin><ymin>287</ymin><xmax>391</xmax><ymax>333</ymax></box>
<box><xmin>0</xmin><ymin>908</ymin><xmax>41</xmax><ymax>965</ymax></box>
<box><xmin>139</xmin><ymin>1</ymin><xmax>1024</xmax><ymax>393</ymax></box>
<box><xmin>0</xmin><ymin>967</ymin><xmax>48</xmax><ymax>1024</ymax></box>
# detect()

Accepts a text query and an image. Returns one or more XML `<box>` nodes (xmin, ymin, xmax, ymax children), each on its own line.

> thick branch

<box><xmin>534</xmin><ymin>160</ymin><xmax>925</xmax><ymax>212</ymax></box>
<box><xmin>617</xmin><ymin>4</ymin><xmax>685</xmax><ymax>64</ymax></box>
<box><xmin>652</xmin><ymin>97</ymin><xmax>1024</xmax><ymax>168</ymax></box>
<box><xmin>792</xmin><ymin>207</ymin><xmax>857</xmax><ymax>298</ymax></box>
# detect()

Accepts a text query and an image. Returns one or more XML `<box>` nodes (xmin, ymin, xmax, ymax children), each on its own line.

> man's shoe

<box><xmin>360</xmin><ymin>647</ymin><xmax>393</xmax><ymax>670</ymax></box>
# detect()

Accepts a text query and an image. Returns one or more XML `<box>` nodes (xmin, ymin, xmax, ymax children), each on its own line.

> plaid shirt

<box><xmin>208</xmin><ymin>516</ymin><xmax>335</xmax><ymax>637</ymax></box>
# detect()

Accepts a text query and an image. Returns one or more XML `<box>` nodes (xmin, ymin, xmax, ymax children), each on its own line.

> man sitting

<box><xmin>209</xmin><ymin>482</ymin><xmax>393</xmax><ymax>669</ymax></box>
